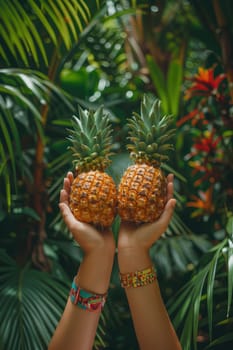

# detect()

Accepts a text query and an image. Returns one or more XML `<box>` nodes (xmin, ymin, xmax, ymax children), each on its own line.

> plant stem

<box><xmin>32</xmin><ymin>47</ymin><xmax>60</xmax><ymax>271</ymax></box>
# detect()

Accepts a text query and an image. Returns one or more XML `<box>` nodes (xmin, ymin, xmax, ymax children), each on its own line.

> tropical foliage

<box><xmin>0</xmin><ymin>0</ymin><xmax>233</xmax><ymax>349</ymax></box>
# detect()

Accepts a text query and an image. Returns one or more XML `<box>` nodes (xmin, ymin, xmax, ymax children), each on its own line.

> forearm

<box><xmin>118</xmin><ymin>248</ymin><xmax>182</xmax><ymax>350</ymax></box>
<box><xmin>49</xmin><ymin>247</ymin><xmax>114</xmax><ymax>350</ymax></box>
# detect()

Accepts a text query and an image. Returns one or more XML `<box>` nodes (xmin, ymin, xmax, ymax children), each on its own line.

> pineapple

<box><xmin>68</xmin><ymin>105</ymin><xmax>117</xmax><ymax>228</ymax></box>
<box><xmin>118</xmin><ymin>94</ymin><xmax>175</xmax><ymax>224</ymax></box>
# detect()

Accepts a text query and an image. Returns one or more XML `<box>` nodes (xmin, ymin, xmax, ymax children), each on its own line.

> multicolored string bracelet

<box><xmin>70</xmin><ymin>277</ymin><xmax>107</xmax><ymax>312</ymax></box>
<box><xmin>119</xmin><ymin>265</ymin><xmax>157</xmax><ymax>288</ymax></box>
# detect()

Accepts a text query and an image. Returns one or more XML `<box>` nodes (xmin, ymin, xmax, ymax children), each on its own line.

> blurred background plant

<box><xmin>0</xmin><ymin>0</ymin><xmax>232</xmax><ymax>349</ymax></box>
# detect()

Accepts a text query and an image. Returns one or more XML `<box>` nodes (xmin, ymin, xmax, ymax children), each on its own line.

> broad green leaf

<box><xmin>168</xmin><ymin>238</ymin><xmax>188</xmax><ymax>271</ymax></box>
<box><xmin>146</xmin><ymin>55</ymin><xmax>169</xmax><ymax>113</ymax></box>
<box><xmin>167</xmin><ymin>59</ymin><xmax>183</xmax><ymax>117</ymax></box>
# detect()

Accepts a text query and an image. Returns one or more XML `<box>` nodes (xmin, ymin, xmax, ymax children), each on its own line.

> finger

<box><xmin>67</xmin><ymin>171</ymin><xmax>74</xmax><ymax>184</ymax></box>
<box><xmin>167</xmin><ymin>181</ymin><xmax>174</xmax><ymax>201</ymax></box>
<box><xmin>160</xmin><ymin>198</ymin><xmax>176</xmax><ymax>226</ymax></box>
<box><xmin>59</xmin><ymin>203</ymin><xmax>96</xmax><ymax>242</ymax></box>
<box><xmin>59</xmin><ymin>202</ymin><xmax>78</xmax><ymax>232</ymax></box>
<box><xmin>63</xmin><ymin>177</ymin><xmax>71</xmax><ymax>195</ymax></box>
<box><xmin>60</xmin><ymin>188</ymin><xmax>69</xmax><ymax>206</ymax></box>
<box><xmin>167</xmin><ymin>173</ymin><xmax>174</xmax><ymax>184</ymax></box>
<box><xmin>146</xmin><ymin>198</ymin><xmax>176</xmax><ymax>238</ymax></box>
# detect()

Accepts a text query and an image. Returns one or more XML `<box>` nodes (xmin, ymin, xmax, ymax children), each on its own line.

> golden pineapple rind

<box><xmin>69</xmin><ymin>170</ymin><xmax>117</xmax><ymax>227</ymax></box>
<box><xmin>118</xmin><ymin>164</ymin><xmax>167</xmax><ymax>223</ymax></box>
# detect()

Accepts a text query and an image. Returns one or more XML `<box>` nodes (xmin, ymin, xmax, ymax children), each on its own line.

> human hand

<box><xmin>59</xmin><ymin>172</ymin><xmax>116</xmax><ymax>256</ymax></box>
<box><xmin>118</xmin><ymin>174</ymin><xmax>176</xmax><ymax>253</ymax></box>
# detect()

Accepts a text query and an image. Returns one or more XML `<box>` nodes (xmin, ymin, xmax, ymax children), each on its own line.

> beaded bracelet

<box><xmin>70</xmin><ymin>277</ymin><xmax>107</xmax><ymax>312</ymax></box>
<box><xmin>119</xmin><ymin>266</ymin><xmax>156</xmax><ymax>288</ymax></box>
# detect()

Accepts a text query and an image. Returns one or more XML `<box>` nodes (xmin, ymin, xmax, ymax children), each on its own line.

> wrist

<box><xmin>81</xmin><ymin>230</ymin><xmax>116</xmax><ymax>256</ymax></box>
<box><xmin>118</xmin><ymin>246</ymin><xmax>151</xmax><ymax>274</ymax></box>
<box><xmin>84</xmin><ymin>240</ymin><xmax>116</xmax><ymax>261</ymax></box>
<box><xmin>77</xmin><ymin>246</ymin><xmax>115</xmax><ymax>295</ymax></box>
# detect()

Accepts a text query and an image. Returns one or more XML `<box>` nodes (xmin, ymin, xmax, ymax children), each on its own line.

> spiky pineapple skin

<box><xmin>118</xmin><ymin>164</ymin><xmax>167</xmax><ymax>223</ymax></box>
<box><xmin>70</xmin><ymin>170</ymin><xmax>117</xmax><ymax>227</ymax></box>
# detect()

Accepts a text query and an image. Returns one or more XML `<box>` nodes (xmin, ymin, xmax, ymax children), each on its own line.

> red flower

<box><xmin>184</xmin><ymin>67</ymin><xmax>226</xmax><ymax>100</ymax></box>
<box><xmin>193</xmin><ymin>131</ymin><xmax>222</xmax><ymax>154</ymax></box>
<box><xmin>187</xmin><ymin>187</ymin><xmax>215</xmax><ymax>217</ymax></box>
<box><xmin>185</xmin><ymin>130</ymin><xmax>223</xmax><ymax>186</ymax></box>
<box><xmin>177</xmin><ymin>108</ymin><xmax>207</xmax><ymax>127</ymax></box>
<box><xmin>187</xmin><ymin>130</ymin><xmax>222</xmax><ymax>158</ymax></box>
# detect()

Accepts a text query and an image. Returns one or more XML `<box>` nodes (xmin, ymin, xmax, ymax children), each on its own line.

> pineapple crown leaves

<box><xmin>127</xmin><ymin>94</ymin><xmax>176</xmax><ymax>166</ymax></box>
<box><xmin>67</xmin><ymin>105</ymin><xmax>114</xmax><ymax>173</ymax></box>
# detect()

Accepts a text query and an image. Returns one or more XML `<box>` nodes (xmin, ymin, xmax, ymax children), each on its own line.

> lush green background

<box><xmin>0</xmin><ymin>1</ymin><xmax>233</xmax><ymax>349</ymax></box>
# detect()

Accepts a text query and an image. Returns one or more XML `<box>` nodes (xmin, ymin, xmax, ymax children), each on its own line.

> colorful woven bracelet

<box><xmin>119</xmin><ymin>266</ymin><xmax>156</xmax><ymax>288</ymax></box>
<box><xmin>70</xmin><ymin>278</ymin><xmax>107</xmax><ymax>312</ymax></box>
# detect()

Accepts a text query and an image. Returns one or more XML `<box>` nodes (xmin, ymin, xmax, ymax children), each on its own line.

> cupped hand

<box><xmin>59</xmin><ymin>172</ymin><xmax>116</xmax><ymax>255</ymax></box>
<box><xmin>118</xmin><ymin>174</ymin><xmax>176</xmax><ymax>252</ymax></box>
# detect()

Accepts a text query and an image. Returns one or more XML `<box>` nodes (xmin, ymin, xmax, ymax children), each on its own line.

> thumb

<box><xmin>59</xmin><ymin>202</ymin><xmax>77</xmax><ymax>231</ymax></box>
<box><xmin>139</xmin><ymin>198</ymin><xmax>176</xmax><ymax>245</ymax></box>
<box><xmin>159</xmin><ymin>198</ymin><xmax>176</xmax><ymax>227</ymax></box>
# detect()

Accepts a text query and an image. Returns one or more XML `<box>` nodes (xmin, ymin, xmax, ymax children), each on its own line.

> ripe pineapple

<box><xmin>68</xmin><ymin>105</ymin><xmax>117</xmax><ymax>228</ymax></box>
<box><xmin>118</xmin><ymin>94</ymin><xmax>175</xmax><ymax>224</ymax></box>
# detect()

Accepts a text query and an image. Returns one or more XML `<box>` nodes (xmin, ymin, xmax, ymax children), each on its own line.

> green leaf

<box><xmin>223</xmin><ymin>130</ymin><xmax>233</xmax><ymax>138</ymax></box>
<box><xmin>226</xmin><ymin>214</ymin><xmax>233</xmax><ymax>236</ymax></box>
<box><xmin>27</xmin><ymin>0</ymin><xmax>57</xmax><ymax>45</ymax></box>
<box><xmin>205</xmin><ymin>331</ymin><xmax>233</xmax><ymax>348</ymax></box>
<box><xmin>0</xmin><ymin>142</ymin><xmax>11</xmax><ymax>209</ymax></box>
<box><xmin>146</xmin><ymin>55</ymin><xmax>169</xmax><ymax>113</ymax></box>
<box><xmin>0</xmin><ymin>261</ymin><xmax>69</xmax><ymax>350</ymax></box>
<box><xmin>1</xmin><ymin>1</ymin><xmax>30</xmax><ymax>66</ymax></box>
<box><xmin>167</xmin><ymin>59</ymin><xmax>183</xmax><ymax>117</ymax></box>
<box><xmin>192</xmin><ymin>269</ymin><xmax>209</xmax><ymax>350</ymax></box>
<box><xmin>1</xmin><ymin>102</ymin><xmax>23</xmax><ymax>173</ymax></box>
<box><xmin>180</xmin><ymin>307</ymin><xmax>193</xmax><ymax>350</ymax></box>
<box><xmin>12</xmin><ymin>207</ymin><xmax>41</xmax><ymax>221</ymax></box>
<box><xmin>227</xmin><ymin>243</ymin><xmax>233</xmax><ymax>317</ymax></box>
<box><xmin>0</xmin><ymin>0</ymin><xmax>96</xmax><ymax>66</ymax></box>
<box><xmin>206</xmin><ymin>243</ymin><xmax>223</xmax><ymax>340</ymax></box>
<box><xmin>0</xmin><ymin>114</ymin><xmax>16</xmax><ymax>185</ymax></box>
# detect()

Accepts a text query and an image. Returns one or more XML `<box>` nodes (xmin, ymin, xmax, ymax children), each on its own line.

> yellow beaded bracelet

<box><xmin>119</xmin><ymin>266</ymin><xmax>156</xmax><ymax>288</ymax></box>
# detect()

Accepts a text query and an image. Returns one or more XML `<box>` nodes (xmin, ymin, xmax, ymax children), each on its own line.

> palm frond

<box><xmin>0</xmin><ymin>249</ymin><xmax>69</xmax><ymax>350</ymax></box>
<box><xmin>167</xmin><ymin>228</ymin><xmax>233</xmax><ymax>350</ymax></box>
<box><xmin>0</xmin><ymin>247</ymin><xmax>108</xmax><ymax>350</ymax></box>
<box><xmin>0</xmin><ymin>68</ymin><xmax>73</xmax><ymax>210</ymax></box>
<box><xmin>151</xmin><ymin>223</ymin><xmax>211</xmax><ymax>279</ymax></box>
<box><xmin>0</xmin><ymin>0</ymin><xmax>100</xmax><ymax>67</ymax></box>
